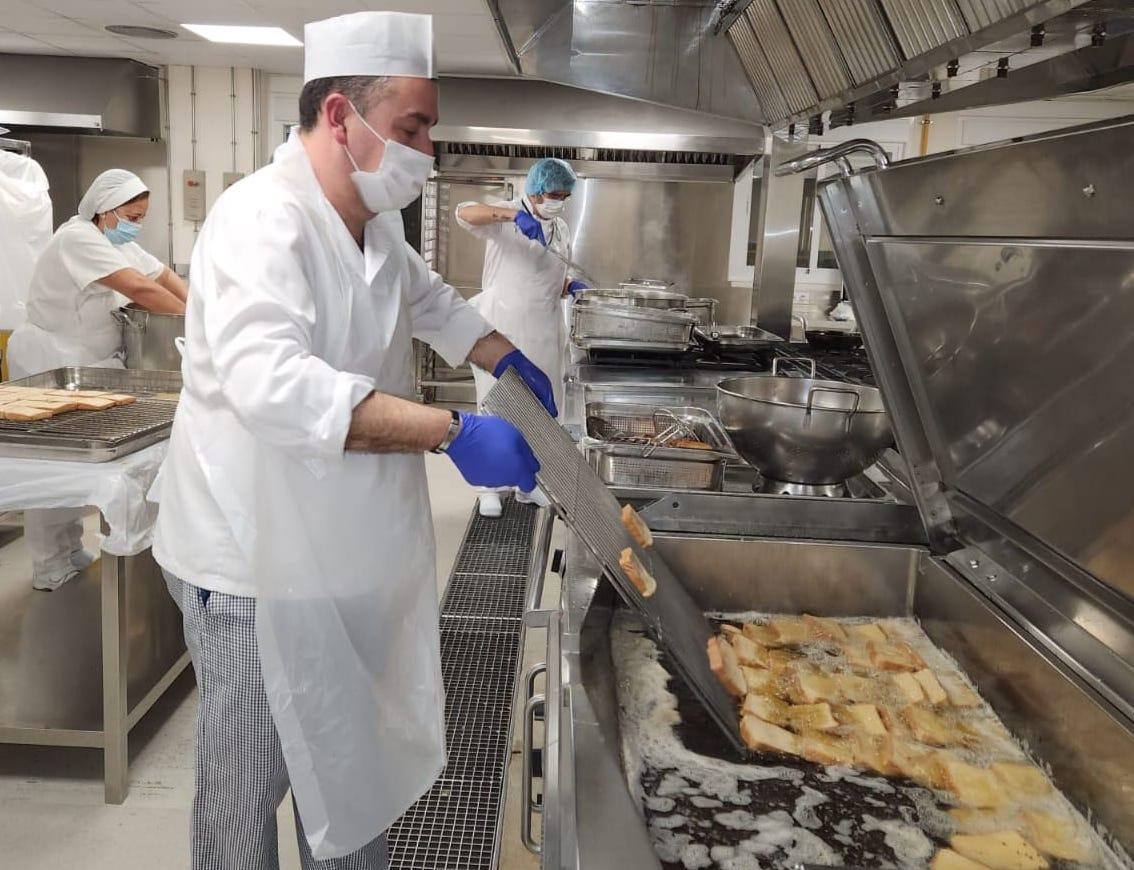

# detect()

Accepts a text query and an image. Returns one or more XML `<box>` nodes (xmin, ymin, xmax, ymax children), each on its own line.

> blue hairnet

<box><xmin>525</xmin><ymin>158</ymin><xmax>577</xmax><ymax>196</ymax></box>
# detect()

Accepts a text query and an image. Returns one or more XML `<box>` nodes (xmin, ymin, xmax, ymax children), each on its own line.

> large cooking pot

<box><xmin>114</xmin><ymin>303</ymin><xmax>185</xmax><ymax>371</ymax></box>
<box><xmin>716</xmin><ymin>362</ymin><xmax>893</xmax><ymax>485</ymax></box>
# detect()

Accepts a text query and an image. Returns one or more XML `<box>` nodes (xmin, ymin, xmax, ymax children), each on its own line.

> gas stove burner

<box><xmin>756</xmin><ymin>478</ymin><xmax>850</xmax><ymax>498</ymax></box>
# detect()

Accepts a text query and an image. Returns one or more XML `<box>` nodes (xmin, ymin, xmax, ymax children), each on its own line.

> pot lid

<box><xmin>813</xmin><ymin>116</ymin><xmax>1134</xmax><ymax>722</ymax></box>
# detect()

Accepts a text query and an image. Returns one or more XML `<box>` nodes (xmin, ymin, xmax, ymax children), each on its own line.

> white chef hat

<box><xmin>303</xmin><ymin>12</ymin><xmax>435</xmax><ymax>84</ymax></box>
<box><xmin>77</xmin><ymin>169</ymin><xmax>148</xmax><ymax>220</ymax></box>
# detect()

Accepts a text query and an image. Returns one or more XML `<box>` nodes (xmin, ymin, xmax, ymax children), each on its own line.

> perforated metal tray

<box><xmin>484</xmin><ymin>369</ymin><xmax>745</xmax><ymax>754</ymax></box>
<box><xmin>584</xmin><ymin>440</ymin><xmax>726</xmax><ymax>491</ymax></box>
<box><xmin>0</xmin><ymin>367</ymin><xmax>180</xmax><ymax>462</ymax></box>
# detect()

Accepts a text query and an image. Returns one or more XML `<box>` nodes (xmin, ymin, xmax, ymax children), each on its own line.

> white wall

<box><xmin>78</xmin><ymin>136</ymin><xmax>171</xmax><ymax>264</ymax></box>
<box><xmin>166</xmin><ymin>65</ymin><xmax>260</xmax><ymax>269</ymax></box>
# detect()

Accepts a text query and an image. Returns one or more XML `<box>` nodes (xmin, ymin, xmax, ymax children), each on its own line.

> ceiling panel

<box><xmin>0</xmin><ymin>0</ymin><xmax>512</xmax><ymax>75</ymax></box>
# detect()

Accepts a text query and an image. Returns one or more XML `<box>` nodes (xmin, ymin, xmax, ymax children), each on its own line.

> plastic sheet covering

<box><xmin>0</xmin><ymin>441</ymin><xmax>166</xmax><ymax>556</ymax></box>
<box><xmin>0</xmin><ymin>151</ymin><xmax>53</xmax><ymax>330</ymax></box>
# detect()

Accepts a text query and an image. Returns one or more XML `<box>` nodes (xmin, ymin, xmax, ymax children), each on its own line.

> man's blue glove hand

<box><xmin>566</xmin><ymin>280</ymin><xmax>589</xmax><ymax>297</ymax></box>
<box><xmin>494</xmin><ymin>349</ymin><xmax>557</xmax><ymax>417</ymax></box>
<box><xmin>445</xmin><ymin>413</ymin><xmax>540</xmax><ymax>492</ymax></box>
<box><xmin>513</xmin><ymin>211</ymin><xmax>546</xmax><ymax>245</ymax></box>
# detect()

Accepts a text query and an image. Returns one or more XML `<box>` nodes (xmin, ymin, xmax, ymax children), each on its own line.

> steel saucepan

<box><xmin>716</xmin><ymin>361</ymin><xmax>893</xmax><ymax>485</ymax></box>
<box><xmin>113</xmin><ymin>303</ymin><xmax>185</xmax><ymax>371</ymax></box>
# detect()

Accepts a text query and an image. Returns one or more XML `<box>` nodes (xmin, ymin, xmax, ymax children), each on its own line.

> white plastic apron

<box><xmin>182</xmin><ymin>173</ymin><xmax>445</xmax><ymax>859</ymax></box>
<box><xmin>470</xmin><ymin>203</ymin><xmax>568</xmax><ymax>411</ymax></box>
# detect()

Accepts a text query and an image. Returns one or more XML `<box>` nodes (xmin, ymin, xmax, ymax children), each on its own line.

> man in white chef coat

<box><xmin>152</xmin><ymin>12</ymin><xmax>554</xmax><ymax>869</ymax></box>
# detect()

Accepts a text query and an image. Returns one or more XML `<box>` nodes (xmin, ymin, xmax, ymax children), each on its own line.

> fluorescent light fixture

<box><xmin>181</xmin><ymin>24</ymin><xmax>301</xmax><ymax>46</ymax></box>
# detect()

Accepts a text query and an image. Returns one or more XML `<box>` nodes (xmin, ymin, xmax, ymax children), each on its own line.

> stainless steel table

<box><xmin>0</xmin><ymin>446</ymin><xmax>189</xmax><ymax>804</ymax></box>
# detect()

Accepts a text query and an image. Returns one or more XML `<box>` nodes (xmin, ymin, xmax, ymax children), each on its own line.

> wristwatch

<box><xmin>430</xmin><ymin>410</ymin><xmax>462</xmax><ymax>454</ymax></box>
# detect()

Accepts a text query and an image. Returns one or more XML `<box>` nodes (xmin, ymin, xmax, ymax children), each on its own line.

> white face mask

<box><xmin>343</xmin><ymin>101</ymin><xmax>434</xmax><ymax>213</ymax></box>
<box><xmin>536</xmin><ymin>197</ymin><xmax>566</xmax><ymax>218</ymax></box>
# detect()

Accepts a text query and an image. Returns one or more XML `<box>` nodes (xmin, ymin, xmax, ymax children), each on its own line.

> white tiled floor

<box><xmin>0</xmin><ymin>454</ymin><xmax>539</xmax><ymax>870</ymax></box>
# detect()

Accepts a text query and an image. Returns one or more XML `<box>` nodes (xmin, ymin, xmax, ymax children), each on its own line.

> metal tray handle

<box><xmin>521</xmin><ymin>660</ymin><xmax>546</xmax><ymax>854</ymax></box>
<box><xmin>771</xmin><ymin>356</ymin><xmax>817</xmax><ymax>378</ymax></box>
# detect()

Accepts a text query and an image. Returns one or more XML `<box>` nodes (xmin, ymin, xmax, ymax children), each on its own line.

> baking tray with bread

<box><xmin>0</xmin><ymin>367</ymin><xmax>181</xmax><ymax>462</ymax></box>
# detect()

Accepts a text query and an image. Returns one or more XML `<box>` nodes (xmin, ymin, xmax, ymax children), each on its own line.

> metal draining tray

<box><xmin>584</xmin><ymin>440</ymin><xmax>726</xmax><ymax>492</ymax></box>
<box><xmin>585</xmin><ymin>401</ymin><xmax>736</xmax><ymax>455</ymax></box>
<box><xmin>0</xmin><ymin>367</ymin><xmax>181</xmax><ymax>462</ymax></box>
<box><xmin>484</xmin><ymin>369</ymin><xmax>745</xmax><ymax>754</ymax></box>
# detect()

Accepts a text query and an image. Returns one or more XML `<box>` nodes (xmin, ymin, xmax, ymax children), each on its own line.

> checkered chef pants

<box><xmin>164</xmin><ymin>572</ymin><xmax>388</xmax><ymax>870</ymax></box>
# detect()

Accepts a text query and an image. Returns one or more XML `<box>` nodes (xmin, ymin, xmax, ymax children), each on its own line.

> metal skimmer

<box><xmin>484</xmin><ymin>369</ymin><xmax>745</xmax><ymax>753</ymax></box>
<box><xmin>387</xmin><ymin>498</ymin><xmax>539</xmax><ymax>870</ymax></box>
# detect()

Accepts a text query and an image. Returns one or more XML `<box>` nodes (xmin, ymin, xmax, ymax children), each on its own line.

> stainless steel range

<box><xmin>519</xmin><ymin>118</ymin><xmax>1134</xmax><ymax>870</ymax></box>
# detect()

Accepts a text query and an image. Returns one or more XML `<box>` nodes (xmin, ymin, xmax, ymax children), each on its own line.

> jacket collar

<box><xmin>274</xmin><ymin>131</ymin><xmax>404</xmax><ymax>285</ymax></box>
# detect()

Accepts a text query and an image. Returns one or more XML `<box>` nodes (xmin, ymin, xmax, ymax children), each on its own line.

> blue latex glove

<box><xmin>494</xmin><ymin>349</ymin><xmax>557</xmax><ymax>417</ymax></box>
<box><xmin>446</xmin><ymin>413</ymin><xmax>540</xmax><ymax>492</ymax></box>
<box><xmin>513</xmin><ymin>210</ymin><xmax>546</xmax><ymax>245</ymax></box>
<box><xmin>566</xmin><ymin>280</ymin><xmax>589</xmax><ymax>297</ymax></box>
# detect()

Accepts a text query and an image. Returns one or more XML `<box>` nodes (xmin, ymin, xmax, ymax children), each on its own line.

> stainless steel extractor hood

<box><xmin>434</xmin><ymin>77</ymin><xmax>764</xmax><ymax>161</ymax></box>
<box><xmin>489</xmin><ymin>0</ymin><xmax>1134</xmax><ymax>129</ymax></box>
<box><xmin>489</xmin><ymin>0</ymin><xmax>765</xmax><ymax>122</ymax></box>
<box><xmin>0</xmin><ymin>55</ymin><xmax>161</xmax><ymax>138</ymax></box>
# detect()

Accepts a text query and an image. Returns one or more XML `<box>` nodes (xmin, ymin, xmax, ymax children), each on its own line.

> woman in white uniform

<box><xmin>8</xmin><ymin>168</ymin><xmax>187</xmax><ymax>590</ymax></box>
<box><xmin>456</xmin><ymin>158</ymin><xmax>587</xmax><ymax>517</ymax></box>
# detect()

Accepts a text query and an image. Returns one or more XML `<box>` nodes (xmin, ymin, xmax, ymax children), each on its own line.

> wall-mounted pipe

<box><xmin>230</xmin><ymin>67</ymin><xmax>237</xmax><ymax>173</ymax></box>
<box><xmin>774</xmin><ymin>139</ymin><xmax>890</xmax><ymax>177</ymax></box>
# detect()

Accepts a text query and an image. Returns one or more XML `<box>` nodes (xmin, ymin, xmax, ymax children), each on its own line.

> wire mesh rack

<box><xmin>387</xmin><ymin>498</ymin><xmax>540</xmax><ymax>870</ymax></box>
<box><xmin>451</xmin><ymin>498</ymin><xmax>538</xmax><ymax>577</ymax></box>
<box><xmin>0</xmin><ymin>367</ymin><xmax>181</xmax><ymax>461</ymax></box>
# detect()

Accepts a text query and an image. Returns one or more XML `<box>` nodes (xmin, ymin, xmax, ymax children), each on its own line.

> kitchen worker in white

<box><xmin>8</xmin><ymin>169</ymin><xmax>187</xmax><ymax>591</ymax></box>
<box><xmin>456</xmin><ymin>157</ymin><xmax>588</xmax><ymax>517</ymax></box>
<box><xmin>151</xmin><ymin>11</ymin><xmax>553</xmax><ymax>870</ymax></box>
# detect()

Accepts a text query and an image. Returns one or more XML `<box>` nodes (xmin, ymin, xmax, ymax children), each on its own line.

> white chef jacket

<box><xmin>152</xmin><ymin>137</ymin><xmax>491</xmax><ymax>599</ymax></box>
<box><xmin>7</xmin><ymin>216</ymin><xmax>163</xmax><ymax>377</ymax></box>
<box><xmin>456</xmin><ymin>196</ymin><xmax>570</xmax><ymax>413</ymax></box>
<box><xmin>0</xmin><ymin>150</ymin><xmax>52</xmax><ymax>331</ymax></box>
<box><xmin>152</xmin><ymin>132</ymin><xmax>494</xmax><ymax>859</ymax></box>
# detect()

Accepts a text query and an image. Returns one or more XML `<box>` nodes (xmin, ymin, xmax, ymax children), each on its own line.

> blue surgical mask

<box><xmin>103</xmin><ymin>209</ymin><xmax>141</xmax><ymax>246</ymax></box>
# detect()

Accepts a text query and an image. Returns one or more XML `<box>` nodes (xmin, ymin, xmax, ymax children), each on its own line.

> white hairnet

<box><xmin>77</xmin><ymin>169</ymin><xmax>148</xmax><ymax>220</ymax></box>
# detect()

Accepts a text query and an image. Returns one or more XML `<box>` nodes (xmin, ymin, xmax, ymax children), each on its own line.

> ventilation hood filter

<box><xmin>745</xmin><ymin>1</ymin><xmax>820</xmax><ymax>113</ymax></box>
<box><xmin>776</xmin><ymin>0</ymin><xmax>853</xmax><ymax>99</ymax></box>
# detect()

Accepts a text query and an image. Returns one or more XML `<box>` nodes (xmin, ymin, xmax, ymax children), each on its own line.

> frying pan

<box><xmin>804</xmin><ymin>328</ymin><xmax>863</xmax><ymax>351</ymax></box>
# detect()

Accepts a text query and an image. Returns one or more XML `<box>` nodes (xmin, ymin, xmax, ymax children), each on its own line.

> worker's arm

<box><xmin>344</xmin><ymin>330</ymin><xmax>528</xmax><ymax>454</ymax></box>
<box><xmin>155</xmin><ymin>267</ymin><xmax>189</xmax><ymax>302</ymax></box>
<box><xmin>455</xmin><ymin>202</ymin><xmax>519</xmax><ymax>227</ymax></box>
<box><xmin>100</xmin><ymin>268</ymin><xmax>186</xmax><ymax>314</ymax></box>
<box><xmin>400</xmin><ymin>243</ymin><xmax>557</xmax><ymax>414</ymax></box>
<box><xmin>345</xmin><ymin>392</ymin><xmax>451</xmax><ymax>453</ymax></box>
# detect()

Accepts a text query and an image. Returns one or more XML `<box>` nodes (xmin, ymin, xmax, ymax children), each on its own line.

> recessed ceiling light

<box><xmin>181</xmin><ymin>24</ymin><xmax>301</xmax><ymax>47</ymax></box>
<box><xmin>106</xmin><ymin>25</ymin><xmax>178</xmax><ymax>39</ymax></box>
